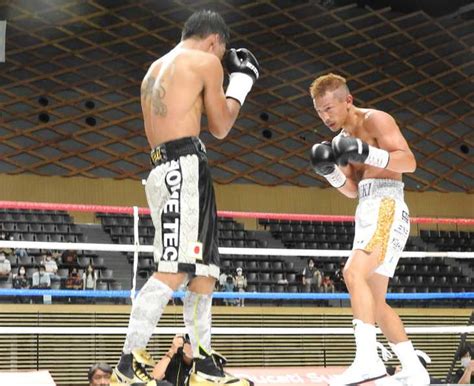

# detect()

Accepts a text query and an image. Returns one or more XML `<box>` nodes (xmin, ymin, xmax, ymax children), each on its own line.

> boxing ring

<box><xmin>0</xmin><ymin>200</ymin><xmax>472</xmax><ymax>385</ymax></box>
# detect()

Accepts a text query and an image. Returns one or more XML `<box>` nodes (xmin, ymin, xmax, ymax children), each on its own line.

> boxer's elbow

<box><xmin>407</xmin><ymin>154</ymin><xmax>417</xmax><ymax>173</ymax></box>
<box><xmin>338</xmin><ymin>184</ymin><xmax>358</xmax><ymax>199</ymax></box>
<box><xmin>400</xmin><ymin>152</ymin><xmax>416</xmax><ymax>173</ymax></box>
<box><xmin>208</xmin><ymin>122</ymin><xmax>231</xmax><ymax>139</ymax></box>
<box><xmin>341</xmin><ymin>189</ymin><xmax>358</xmax><ymax>199</ymax></box>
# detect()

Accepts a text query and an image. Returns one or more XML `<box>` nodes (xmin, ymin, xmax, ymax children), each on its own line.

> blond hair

<box><xmin>309</xmin><ymin>73</ymin><xmax>349</xmax><ymax>99</ymax></box>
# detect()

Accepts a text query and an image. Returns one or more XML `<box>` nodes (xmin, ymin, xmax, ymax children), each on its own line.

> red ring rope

<box><xmin>0</xmin><ymin>200</ymin><xmax>472</xmax><ymax>225</ymax></box>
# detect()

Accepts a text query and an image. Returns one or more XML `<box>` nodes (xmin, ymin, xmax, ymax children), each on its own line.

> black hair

<box><xmin>458</xmin><ymin>342</ymin><xmax>473</xmax><ymax>360</ymax></box>
<box><xmin>181</xmin><ymin>10</ymin><xmax>229</xmax><ymax>44</ymax></box>
<box><xmin>87</xmin><ymin>362</ymin><xmax>112</xmax><ymax>382</ymax></box>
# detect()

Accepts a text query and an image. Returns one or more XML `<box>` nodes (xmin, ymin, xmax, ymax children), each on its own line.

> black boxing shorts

<box><xmin>145</xmin><ymin>136</ymin><xmax>220</xmax><ymax>279</ymax></box>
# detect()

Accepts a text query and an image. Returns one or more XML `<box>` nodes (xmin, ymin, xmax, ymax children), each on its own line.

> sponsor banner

<box><xmin>228</xmin><ymin>366</ymin><xmax>380</xmax><ymax>386</ymax></box>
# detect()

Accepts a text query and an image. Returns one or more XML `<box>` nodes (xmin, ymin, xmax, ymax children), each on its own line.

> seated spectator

<box><xmin>65</xmin><ymin>267</ymin><xmax>83</xmax><ymax>290</ymax></box>
<box><xmin>41</xmin><ymin>251</ymin><xmax>60</xmax><ymax>281</ymax></box>
<box><xmin>32</xmin><ymin>266</ymin><xmax>51</xmax><ymax>289</ymax></box>
<box><xmin>218</xmin><ymin>268</ymin><xmax>229</xmax><ymax>291</ymax></box>
<box><xmin>87</xmin><ymin>362</ymin><xmax>113</xmax><ymax>386</ymax></box>
<box><xmin>0</xmin><ymin>252</ymin><xmax>12</xmax><ymax>280</ymax></box>
<box><xmin>152</xmin><ymin>334</ymin><xmax>193</xmax><ymax>385</ymax></box>
<box><xmin>453</xmin><ymin>343</ymin><xmax>473</xmax><ymax>384</ymax></box>
<box><xmin>302</xmin><ymin>258</ymin><xmax>322</xmax><ymax>292</ymax></box>
<box><xmin>0</xmin><ymin>232</ymin><xmax>13</xmax><ymax>257</ymax></box>
<box><xmin>14</xmin><ymin>246</ymin><xmax>28</xmax><ymax>259</ymax></box>
<box><xmin>333</xmin><ymin>261</ymin><xmax>346</xmax><ymax>292</ymax></box>
<box><xmin>61</xmin><ymin>249</ymin><xmax>78</xmax><ymax>268</ymax></box>
<box><xmin>233</xmin><ymin>267</ymin><xmax>247</xmax><ymax>307</ymax></box>
<box><xmin>13</xmin><ymin>266</ymin><xmax>29</xmax><ymax>289</ymax></box>
<box><xmin>222</xmin><ymin>275</ymin><xmax>238</xmax><ymax>306</ymax></box>
<box><xmin>322</xmin><ymin>274</ymin><xmax>335</xmax><ymax>293</ymax></box>
<box><xmin>83</xmin><ymin>262</ymin><xmax>98</xmax><ymax>290</ymax></box>
<box><xmin>12</xmin><ymin>265</ymin><xmax>30</xmax><ymax>303</ymax></box>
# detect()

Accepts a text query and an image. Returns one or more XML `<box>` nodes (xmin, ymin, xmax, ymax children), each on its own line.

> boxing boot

<box><xmin>186</xmin><ymin>351</ymin><xmax>254</xmax><ymax>385</ymax></box>
<box><xmin>389</xmin><ymin>341</ymin><xmax>430</xmax><ymax>386</ymax></box>
<box><xmin>330</xmin><ymin>320</ymin><xmax>387</xmax><ymax>385</ymax></box>
<box><xmin>113</xmin><ymin>348</ymin><xmax>156</xmax><ymax>384</ymax></box>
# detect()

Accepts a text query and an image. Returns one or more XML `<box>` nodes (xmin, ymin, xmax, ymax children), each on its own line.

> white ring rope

<box><xmin>0</xmin><ymin>326</ymin><xmax>471</xmax><ymax>335</ymax></box>
<box><xmin>0</xmin><ymin>240</ymin><xmax>472</xmax><ymax>259</ymax></box>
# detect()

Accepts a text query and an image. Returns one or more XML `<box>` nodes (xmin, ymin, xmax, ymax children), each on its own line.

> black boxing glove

<box><xmin>332</xmin><ymin>135</ymin><xmax>389</xmax><ymax>169</ymax></box>
<box><xmin>224</xmin><ymin>48</ymin><xmax>260</xmax><ymax>105</ymax></box>
<box><xmin>310</xmin><ymin>141</ymin><xmax>347</xmax><ymax>188</ymax></box>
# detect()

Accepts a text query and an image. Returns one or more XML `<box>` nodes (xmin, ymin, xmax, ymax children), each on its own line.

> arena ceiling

<box><xmin>0</xmin><ymin>0</ymin><xmax>473</xmax><ymax>192</ymax></box>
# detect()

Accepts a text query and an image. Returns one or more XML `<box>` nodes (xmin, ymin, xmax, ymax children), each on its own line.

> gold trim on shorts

<box><xmin>365</xmin><ymin>197</ymin><xmax>396</xmax><ymax>263</ymax></box>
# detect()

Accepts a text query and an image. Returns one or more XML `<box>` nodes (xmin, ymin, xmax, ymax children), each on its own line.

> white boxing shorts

<box><xmin>353</xmin><ymin>179</ymin><xmax>410</xmax><ymax>278</ymax></box>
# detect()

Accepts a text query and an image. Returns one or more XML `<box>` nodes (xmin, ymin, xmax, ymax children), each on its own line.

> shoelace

<box><xmin>134</xmin><ymin>362</ymin><xmax>152</xmax><ymax>381</ymax></box>
<box><xmin>376</xmin><ymin>341</ymin><xmax>394</xmax><ymax>362</ymax></box>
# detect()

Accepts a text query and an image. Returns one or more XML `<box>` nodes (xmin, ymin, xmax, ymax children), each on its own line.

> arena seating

<box><xmin>95</xmin><ymin>212</ymin><xmax>473</xmax><ymax>307</ymax></box>
<box><xmin>0</xmin><ymin>209</ymin><xmax>118</xmax><ymax>293</ymax></box>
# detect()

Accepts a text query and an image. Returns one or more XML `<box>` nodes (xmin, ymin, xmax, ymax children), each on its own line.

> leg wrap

<box><xmin>183</xmin><ymin>291</ymin><xmax>212</xmax><ymax>358</ymax></box>
<box><xmin>123</xmin><ymin>277</ymin><xmax>173</xmax><ymax>354</ymax></box>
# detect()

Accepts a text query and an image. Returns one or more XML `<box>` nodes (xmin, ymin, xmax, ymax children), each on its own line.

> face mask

<box><xmin>20</xmin><ymin>269</ymin><xmax>25</xmax><ymax>275</ymax></box>
<box><xmin>0</xmin><ymin>256</ymin><xmax>4</xmax><ymax>261</ymax></box>
<box><xmin>461</xmin><ymin>357</ymin><xmax>471</xmax><ymax>368</ymax></box>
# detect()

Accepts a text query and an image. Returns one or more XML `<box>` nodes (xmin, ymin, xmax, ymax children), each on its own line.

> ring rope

<box><xmin>0</xmin><ymin>200</ymin><xmax>472</xmax><ymax>225</ymax></box>
<box><xmin>0</xmin><ymin>240</ymin><xmax>472</xmax><ymax>259</ymax></box>
<box><xmin>0</xmin><ymin>289</ymin><xmax>472</xmax><ymax>300</ymax></box>
<box><xmin>0</xmin><ymin>326</ymin><xmax>471</xmax><ymax>335</ymax></box>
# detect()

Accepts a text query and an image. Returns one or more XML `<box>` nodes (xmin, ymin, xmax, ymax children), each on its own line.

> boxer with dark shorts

<box><xmin>113</xmin><ymin>10</ymin><xmax>259</xmax><ymax>386</ymax></box>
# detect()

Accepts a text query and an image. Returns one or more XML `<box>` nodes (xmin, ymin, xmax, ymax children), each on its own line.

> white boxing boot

<box><xmin>330</xmin><ymin>320</ymin><xmax>386</xmax><ymax>385</ymax></box>
<box><xmin>389</xmin><ymin>341</ymin><xmax>430</xmax><ymax>386</ymax></box>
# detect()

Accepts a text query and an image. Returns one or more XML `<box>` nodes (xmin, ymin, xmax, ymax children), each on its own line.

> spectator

<box><xmin>222</xmin><ymin>275</ymin><xmax>238</xmax><ymax>306</ymax></box>
<box><xmin>14</xmin><ymin>245</ymin><xmax>28</xmax><ymax>259</ymax></box>
<box><xmin>32</xmin><ymin>266</ymin><xmax>51</xmax><ymax>289</ymax></box>
<box><xmin>218</xmin><ymin>268</ymin><xmax>229</xmax><ymax>291</ymax></box>
<box><xmin>322</xmin><ymin>274</ymin><xmax>335</xmax><ymax>293</ymax></box>
<box><xmin>233</xmin><ymin>267</ymin><xmax>247</xmax><ymax>307</ymax></box>
<box><xmin>152</xmin><ymin>334</ymin><xmax>193</xmax><ymax>385</ymax></box>
<box><xmin>0</xmin><ymin>232</ymin><xmax>13</xmax><ymax>257</ymax></box>
<box><xmin>61</xmin><ymin>249</ymin><xmax>78</xmax><ymax>268</ymax></box>
<box><xmin>333</xmin><ymin>261</ymin><xmax>346</xmax><ymax>292</ymax></box>
<box><xmin>65</xmin><ymin>267</ymin><xmax>83</xmax><ymax>290</ymax></box>
<box><xmin>13</xmin><ymin>266</ymin><xmax>29</xmax><ymax>289</ymax></box>
<box><xmin>83</xmin><ymin>262</ymin><xmax>98</xmax><ymax>290</ymax></box>
<box><xmin>42</xmin><ymin>251</ymin><xmax>60</xmax><ymax>281</ymax></box>
<box><xmin>12</xmin><ymin>265</ymin><xmax>30</xmax><ymax>303</ymax></box>
<box><xmin>302</xmin><ymin>258</ymin><xmax>322</xmax><ymax>292</ymax></box>
<box><xmin>87</xmin><ymin>362</ymin><xmax>113</xmax><ymax>386</ymax></box>
<box><xmin>6</xmin><ymin>233</ymin><xmax>28</xmax><ymax>259</ymax></box>
<box><xmin>452</xmin><ymin>343</ymin><xmax>473</xmax><ymax>384</ymax></box>
<box><xmin>0</xmin><ymin>252</ymin><xmax>12</xmax><ymax>281</ymax></box>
